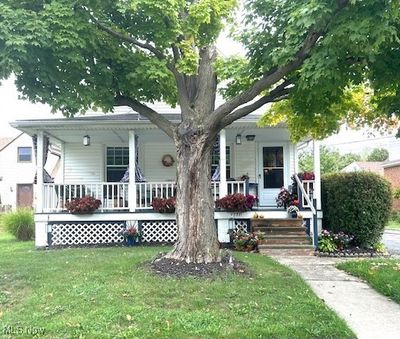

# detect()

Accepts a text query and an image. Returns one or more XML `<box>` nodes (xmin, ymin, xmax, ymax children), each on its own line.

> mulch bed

<box><xmin>149</xmin><ymin>252</ymin><xmax>251</xmax><ymax>278</ymax></box>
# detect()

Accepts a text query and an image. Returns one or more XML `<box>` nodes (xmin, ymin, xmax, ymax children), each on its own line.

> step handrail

<box><xmin>294</xmin><ymin>174</ymin><xmax>316</xmax><ymax>214</ymax></box>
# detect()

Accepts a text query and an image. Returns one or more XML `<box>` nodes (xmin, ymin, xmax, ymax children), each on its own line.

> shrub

<box><xmin>215</xmin><ymin>193</ymin><xmax>256</xmax><ymax>212</ymax></box>
<box><xmin>65</xmin><ymin>196</ymin><xmax>101</xmax><ymax>214</ymax></box>
<box><xmin>152</xmin><ymin>197</ymin><xmax>176</xmax><ymax>213</ymax></box>
<box><xmin>318</xmin><ymin>230</ymin><xmax>354</xmax><ymax>253</ymax></box>
<box><xmin>322</xmin><ymin>172</ymin><xmax>392</xmax><ymax>248</ymax></box>
<box><xmin>394</xmin><ymin>188</ymin><xmax>400</xmax><ymax>200</ymax></box>
<box><xmin>2</xmin><ymin>209</ymin><xmax>34</xmax><ymax>241</ymax></box>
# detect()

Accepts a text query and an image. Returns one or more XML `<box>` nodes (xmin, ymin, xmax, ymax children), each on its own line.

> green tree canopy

<box><xmin>367</xmin><ymin>148</ymin><xmax>389</xmax><ymax>161</ymax></box>
<box><xmin>299</xmin><ymin>146</ymin><xmax>361</xmax><ymax>174</ymax></box>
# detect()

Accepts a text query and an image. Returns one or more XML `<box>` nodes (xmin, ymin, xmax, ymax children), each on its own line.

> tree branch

<box><xmin>220</xmin><ymin>82</ymin><xmax>292</xmax><ymax>128</ymax></box>
<box><xmin>75</xmin><ymin>5</ymin><xmax>181</xmax><ymax>75</ymax></box>
<box><xmin>209</xmin><ymin>0</ymin><xmax>350</xmax><ymax>129</ymax></box>
<box><xmin>115</xmin><ymin>96</ymin><xmax>175</xmax><ymax>138</ymax></box>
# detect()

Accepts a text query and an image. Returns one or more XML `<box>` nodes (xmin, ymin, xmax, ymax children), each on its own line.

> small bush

<box><xmin>393</xmin><ymin>188</ymin><xmax>400</xmax><ymax>200</ymax></box>
<box><xmin>2</xmin><ymin>209</ymin><xmax>34</xmax><ymax>241</ymax></box>
<box><xmin>322</xmin><ymin>172</ymin><xmax>392</xmax><ymax>248</ymax></box>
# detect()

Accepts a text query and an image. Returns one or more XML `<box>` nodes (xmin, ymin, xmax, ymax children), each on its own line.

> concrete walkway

<box><xmin>271</xmin><ymin>255</ymin><xmax>400</xmax><ymax>339</ymax></box>
<box><xmin>383</xmin><ymin>230</ymin><xmax>400</xmax><ymax>255</ymax></box>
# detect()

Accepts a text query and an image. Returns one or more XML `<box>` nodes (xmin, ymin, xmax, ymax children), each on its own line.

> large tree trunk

<box><xmin>165</xmin><ymin>131</ymin><xmax>220</xmax><ymax>263</ymax></box>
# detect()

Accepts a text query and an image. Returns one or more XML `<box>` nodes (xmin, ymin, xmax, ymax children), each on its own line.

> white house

<box><xmin>11</xmin><ymin>108</ymin><xmax>322</xmax><ymax>252</ymax></box>
<box><xmin>0</xmin><ymin>132</ymin><xmax>60</xmax><ymax>211</ymax></box>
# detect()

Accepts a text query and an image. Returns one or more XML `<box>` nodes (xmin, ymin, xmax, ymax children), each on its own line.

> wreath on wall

<box><xmin>162</xmin><ymin>154</ymin><xmax>175</xmax><ymax>167</ymax></box>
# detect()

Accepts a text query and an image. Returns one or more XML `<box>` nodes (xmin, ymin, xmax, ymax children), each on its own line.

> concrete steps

<box><xmin>251</xmin><ymin>218</ymin><xmax>315</xmax><ymax>256</ymax></box>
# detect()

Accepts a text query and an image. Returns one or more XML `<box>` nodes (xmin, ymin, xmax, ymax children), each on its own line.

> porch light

<box><xmin>246</xmin><ymin>135</ymin><xmax>256</xmax><ymax>141</ymax></box>
<box><xmin>236</xmin><ymin>134</ymin><xmax>242</xmax><ymax>145</ymax></box>
<box><xmin>83</xmin><ymin>135</ymin><xmax>91</xmax><ymax>146</ymax></box>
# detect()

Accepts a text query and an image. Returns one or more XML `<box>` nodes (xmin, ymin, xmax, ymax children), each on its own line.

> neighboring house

<box><xmin>0</xmin><ymin>132</ymin><xmax>60</xmax><ymax>211</ymax></box>
<box><xmin>383</xmin><ymin>159</ymin><xmax>400</xmax><ymax>189</ymax></box>
<box><xmin>383</xmin><ymin>159</ymin><xmax>400</xmax><ymax>210</ymax></box>
<box><xmin>11</xmin><ymin>109</ymin><xmax>322</xmax><ymax>250</ymax></box>
<box><xmin>341</xmin><ymin>161</ymin><xmax>384</xmax><ymax>176</ymax></box>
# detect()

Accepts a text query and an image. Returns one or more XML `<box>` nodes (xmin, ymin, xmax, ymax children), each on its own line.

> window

<box><xmin>106</xmin><ymin>147</ymin><xmax>129</xmax><ymax>182</ymax></box>
<box><xmin>17</xmin><ymin>147</ymin><xmax>32</xmax><ymax>162</ymax></box>
<box><xmin>263</xmin><ymin>147</ymin><xmax>284</xmax><ymax>189</ymax></box>
<box><xmin>211</xmin><ymin>146</ymin><xmax>231</xmax><ymax>179</ymax></box>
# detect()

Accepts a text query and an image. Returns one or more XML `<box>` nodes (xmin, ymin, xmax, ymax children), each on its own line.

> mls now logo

<box><xmin>3</xmin><ymin>325</ymin><xmax>46</xmax><ymax>336</ymax></box>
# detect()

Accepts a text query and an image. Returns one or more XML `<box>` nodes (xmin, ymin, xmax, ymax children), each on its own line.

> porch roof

<box><xmin>10</xmin><ymin>111</ymin><xmax>290</xmax><ymax>145</ymax></box>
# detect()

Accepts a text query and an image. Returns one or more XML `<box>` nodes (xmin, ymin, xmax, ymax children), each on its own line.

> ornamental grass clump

<box><xmin>65</xmin><ymin>196</ymin><xmax>101</xmax><ymax>214</ymax></box>
<box><xmin>215</xmin><ymin>193</ymin><xmax>256</xmax><ymax>212</ymax></box>
<box><xmin>2</xmin><ymin>208</ymin><xmax>34</xmax><ymax>241</ymax></box>
<box><xmin>152</xmin><ymin>197</ymin><xmax>176</xmax><ymax>213</ymax></box>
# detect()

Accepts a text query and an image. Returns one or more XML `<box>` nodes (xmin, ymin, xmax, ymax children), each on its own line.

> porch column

<box><xmin>219</xmin><ymin>129</ymin><xmax>227</xmax><ymax>197</ymax></box>
<box><xmin>313</xmin><ymin>140</ymin><xmax>321</xmax><ymax>210</ymax></box>
<box><xmin>36</xmin><ymin>131</ymin><xmax>44</xmax><ymax>213</ymax></box>
<box><xmin>129</xmin><ymin>130</ymin><xmax>136</xmax><ymax>212</ymax></box>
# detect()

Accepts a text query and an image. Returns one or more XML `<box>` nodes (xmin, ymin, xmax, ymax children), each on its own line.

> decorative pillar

<box><xmin>313</xmin><ymin>140</ymin><xmax>321</xmax><ymax>210</ymax></box>
<box><xmin>219</xmin><ymin>129</ymin><xmax>227</xmax><ymax>197</ymax></box>
<box><xmin>36</xmin><ymin>131</ymin><xmax>44</xmax><ymax>213</ymax></box>
<box><xmin>129</xmin><ymin>131</ymin><xmax>136</xmax><ymax>212</ymax></box>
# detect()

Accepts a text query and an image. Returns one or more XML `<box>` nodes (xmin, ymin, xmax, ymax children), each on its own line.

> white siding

<box><xmin>141</xmin><ymin>142</ymin><xmax>177</xmax><ymax>181</ymax></box>
<box><xmin>64</xmin><ymin>143</ymin><xmax>104</xmax><ymax>183</ymax></box>
<box><xmin>0</xmin><ymin>134</ymin><xmax>36</xmax><ymax>208</ymax></box>
<box><xmin>234</xmin><ymin>141</ymin><xmax>256</xmax><ymax>181</ymax></box>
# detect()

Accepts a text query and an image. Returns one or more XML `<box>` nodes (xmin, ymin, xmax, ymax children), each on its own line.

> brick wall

<box><xmin>384</xmin><ymin>166</ymin><xmax>400</xmax><ymax>189</ymax></box>
<box><xmin>393</xmin><ymin>199</ymin><xmax>400</xmax><ymax>211</ymax></box>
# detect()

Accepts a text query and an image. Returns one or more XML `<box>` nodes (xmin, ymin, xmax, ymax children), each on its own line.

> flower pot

<box><xmin>125</xmin><ymin>236</ymin><xmax>137</xmax><ymax>246</ymax></box>
<box><xmin>290</xmin><ymin>211</ymin><xmax>298</xmax><ymax>218</ymax></box>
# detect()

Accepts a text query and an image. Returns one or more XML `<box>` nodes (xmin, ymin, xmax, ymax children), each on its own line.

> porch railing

<box><xmin>300</xmin><ymin>180</ymin><xmax>314</xmax><ymax>209</ymax></box>
<box><xmin>43</xmin><ymin>180</ymin><xmax>247</xmax><ymax>212</ymax></box>
<box><xmin>43</xmin><ymin>183</ymin><xmax>129</xmax><ymax>212</ymax></box>
<box><xmin>294</xmin><ymin>175</ymin><xmax>316</xmax><ymax>214</ymax></box>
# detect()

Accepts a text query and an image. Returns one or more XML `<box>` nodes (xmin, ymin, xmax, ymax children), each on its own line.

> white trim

<box><xmin>129</xmin><ymin>131</ymin><xmax>136</xmax><ymax>212</ymax></box>
<box><xmin>257</xmin><ymin>142</ymin><xmax>290</xmax><ymax>206</ymax></box>
<box><xmin>219</xmin><ymin>129</ymin><xmax>227</xmax><ymax>197</ymax></box>
<box><xmin>382</xmin><ymin>160</ymin><xmax>400</xmax><ymax>168</ymax></box>
<box><xmin>36</xmin><ymin>131</ymin><xmax>44</xmax><ymax>213</ymax></box>
<box><xmin>313</xmin><ymin>140</ymin><xmax>322</xmax><ymax>210</ymax></box>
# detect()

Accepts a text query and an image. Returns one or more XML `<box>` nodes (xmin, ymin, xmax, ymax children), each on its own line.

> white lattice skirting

<box><xmin>50</xmin><ymin>222</ymin><xmax>126</xmax><ymax>246</ymax></box>
<box><xmin>234</xmin><ymin>219</ymin><xmax>249</xmax><ymax>233</ymax></box>
<box><xmin>140</xmin><ymin>220</ymin><xmax>177</xmax><ymax>243</ymax></box>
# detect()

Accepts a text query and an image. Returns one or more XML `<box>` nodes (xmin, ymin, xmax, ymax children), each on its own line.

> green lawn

<box><xmin>386</xmin><ymin>220</ymin><xmax>400</xmax><ymax>230</ymax></box>
<box><xmin>0</xmin><ymin>228</ymin><xmax>353</xmax><ymax>338</ymax></box>
<box><xmin>337</xmin><ymin>259</ymin><xmax>400</xmax><ymax>304</ymax></box>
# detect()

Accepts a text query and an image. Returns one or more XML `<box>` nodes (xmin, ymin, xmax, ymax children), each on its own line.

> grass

<box><xmin>386</xmin><ymin>220</ymin><xmax>400</xmax><ymax>230</ymax></box>
<box><xmin>0</xmin><ymin>229</ymin><xmax>354</xmax><ymax>338</ymax></box>
<box><xmin>337</xmin><ymin>259</ymin><xmax>400</xmax><ymax>304</ymax></box>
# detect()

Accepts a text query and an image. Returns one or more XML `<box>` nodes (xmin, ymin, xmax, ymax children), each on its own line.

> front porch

<box><xmin>12</xmin><ymin>113</ymin><xmax>322</xmax><ymax>249</ymax></box>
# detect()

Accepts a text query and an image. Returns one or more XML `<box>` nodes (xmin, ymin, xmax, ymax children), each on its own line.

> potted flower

<box><xmin>232</xmin><ymin>230</ymin><xmax>258</xmax><ymax>251</ymax></box>
<box><xmin>120</xmin><ymin>226</ymin><xmax>142</xmax><ymax>246</ymax></box>
<box><xmin>65</xmin><ymin>196</ymin><xmax>101</xmax><ymax>214</ymax></box>
<box><xmin>151</xmin><ymin>197</ymin><xmax>176</xmax><ymax>213</ymax></box>
<box><xmin>215</xmin><ymin>193</ymin><xmax>256</xmax><ymax>212</ymax></box>
<box><xmin>287</xmin><ymin>205</ymin><xmax>300</xmax><ymax>218</ymax></box>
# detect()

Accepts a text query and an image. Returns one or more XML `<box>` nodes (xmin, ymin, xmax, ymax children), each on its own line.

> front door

<box><xmin>258</xmin><ymin>146</ymin><xmax>286</xmax><ymax>206</ymax></box>
<box><xmin>17</xmin><ymin>184</ymin><xmax>33</xmax><ymax>208</ymax></box>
